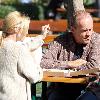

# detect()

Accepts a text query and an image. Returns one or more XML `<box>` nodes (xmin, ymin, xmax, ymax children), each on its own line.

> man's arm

<box><xmin>41</xmin><ymin>41</ymin><xmax>69</xmax><ymax>69</ymax></box>
<box><xmin>41</xmin><ymin>40</ymin><xmax>87</xmax><ymax>69</ymax></box>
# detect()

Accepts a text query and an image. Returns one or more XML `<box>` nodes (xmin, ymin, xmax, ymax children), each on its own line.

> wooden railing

<box><xmin>29</xmin><ymin>19</ymin><xmax>67</xmax><ymax>32</ymax></box>
<box><xmin>28</xmin><ymin>19</ymin><xmax>100</xmax><ymax>44</ymax></box>
<box><xmin>0</xmin><ymin>19</ymin><xmax>100</xmax><ymax>44</ymax></box>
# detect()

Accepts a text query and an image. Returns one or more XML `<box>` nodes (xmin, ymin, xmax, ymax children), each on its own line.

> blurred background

<box><xmin>0</xmin><ymin>0</ymin><xmax>100</xmax><ymax>20</ymax></box>
<box><xmin>0</xmin><ymin>1</ymin><xmax>99</xmax><ymax>100</ymax></box>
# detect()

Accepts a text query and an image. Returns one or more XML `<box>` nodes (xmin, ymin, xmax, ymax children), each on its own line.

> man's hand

<box><xmin>41</xmin><ymin>24</ymin><xmax>50</xmax><ymax>39</ymax></box>
<box><xmin>67</xmin><ymin>59</ymin><xmax>87</xmax><ymax>68</ymax></box>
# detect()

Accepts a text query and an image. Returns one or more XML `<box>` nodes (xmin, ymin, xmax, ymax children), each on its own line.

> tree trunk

<box><xmin>95</xmin><ymin>0</ymin><xmax>100</xmax><ymax>17</ymax></box>
<box><xmin>64</xmin><ymin>0</ymin><xmax>85</xmax><ymax>30</ymax></box>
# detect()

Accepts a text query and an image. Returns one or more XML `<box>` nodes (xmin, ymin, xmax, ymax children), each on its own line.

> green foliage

<box><xmin>0</xmin><ymin>5</ymin><xmax>16</xmax><ymax>18</ymax></box>
<box><xmin>83</xmin><ymin>0</ymin><xmax>95</xmax><ymax>6</ymax></box>
<box><xmin>14</xmin><ymin>4</ymin><xmax>40</xmax><ymax>20</ymax></box>
<box><xmin>0</xmin><ymin>0</ymin><xmax>55</xmax><ymax>19</ymax></box>
<box><xmin>36</xmin><ymin>83</ymin><xmax>42</xmax><ymax>94</ymax></box>
<box><xmin>1</xmin><ymin>0</ymin><xmax>19</xmax><ymax>5</ymax></box>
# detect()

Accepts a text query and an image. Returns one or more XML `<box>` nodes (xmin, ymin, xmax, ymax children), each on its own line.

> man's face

<box><xmin>72</xmin><ymin>17</ymin><xmax>93</xmax><ymax>44</ymax></box>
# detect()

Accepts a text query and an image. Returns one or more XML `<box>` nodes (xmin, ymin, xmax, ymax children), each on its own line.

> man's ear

<box><xmin>70</xmin><ymin>26</ymin><xmax>75</xmax><ymax>33</ymax></box>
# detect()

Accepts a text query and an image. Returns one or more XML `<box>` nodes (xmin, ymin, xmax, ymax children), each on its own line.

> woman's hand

<box><xmin>41</xmin><ymin>24</ymin><xmax>50</xmax><ymax>39</ymax></box>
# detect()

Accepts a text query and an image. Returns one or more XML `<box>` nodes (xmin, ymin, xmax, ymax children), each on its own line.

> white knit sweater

<box><xmin>0</xmin><ymin>40</ymin><xmax>42</xmax><ymax>100</ymax></box>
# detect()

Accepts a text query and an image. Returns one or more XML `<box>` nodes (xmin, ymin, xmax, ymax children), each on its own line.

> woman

<box><xmin>0</xmin><ymin>11</ymin><xmax>43</xmax><ymax>100</ymax></box>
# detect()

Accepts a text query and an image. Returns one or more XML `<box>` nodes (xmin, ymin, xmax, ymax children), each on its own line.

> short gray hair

<box><xmin>72</xmin><ymin>10</ymin><xmax>92</xmax><ymax>27</ymax></box>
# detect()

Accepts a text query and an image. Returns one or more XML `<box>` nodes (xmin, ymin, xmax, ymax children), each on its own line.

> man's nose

<box><xmin>86</xmin><ymin>29</ymin><xmax>92</xmax><ymax>36</ymax></box>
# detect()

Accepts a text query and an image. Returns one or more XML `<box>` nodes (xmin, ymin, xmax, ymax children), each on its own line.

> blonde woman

<box><xmin>0</xmin><ymin>11</ymin><xmax>43</xmax><ymax>100</ymax></box>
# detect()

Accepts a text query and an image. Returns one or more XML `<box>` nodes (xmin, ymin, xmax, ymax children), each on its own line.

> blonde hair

<box><xmin>0</xmin><ymin>31</ymin><xmax>3</xmax><ymax>46</ymax></box>
<box><xmin>0</xmin><ymin>11</ymin><xmax>30</xmax><ymax>46</ymax></box>
<box><xmin>3</xmin><ymin>11</ymin><xmax>21</xmax><ymax>32</ymax></box>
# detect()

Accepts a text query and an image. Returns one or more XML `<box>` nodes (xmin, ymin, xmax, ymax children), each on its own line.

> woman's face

<box><xmin>13</xmin><ymin>22</ymin><xmax>24</xmax><ymax>41</ymax></box>
<box><xmin>16</xmin><ymin>20</ymin><xmax>30</xmax><ymax>41</ymax></box>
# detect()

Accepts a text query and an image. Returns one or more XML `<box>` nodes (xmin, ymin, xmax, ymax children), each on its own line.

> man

<box><xmin>41</xmin><ymin>10</ymin><xmax>100</xmax><ymax>100</ymax></box>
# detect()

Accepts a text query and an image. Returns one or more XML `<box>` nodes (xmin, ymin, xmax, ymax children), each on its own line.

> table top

<box><xmin>42</xmin><ymin>76</ymin><xmax>88</xmax><ymax>83</ymax></box>
<box><xmin>42</xmin><ymin>75</ymin><xmax>88</xmax><ymax>84</ymax></box>
<box><xmin>42</xmin><ymin>68</ymin><xmax>99</xmax><ymax>84</ymax></box>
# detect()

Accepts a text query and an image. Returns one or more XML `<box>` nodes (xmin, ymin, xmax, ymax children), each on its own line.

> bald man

<box><xmin>41</xmin><ymin>10</ymin><xmax>100</xmax><ymax>100</ymax></box>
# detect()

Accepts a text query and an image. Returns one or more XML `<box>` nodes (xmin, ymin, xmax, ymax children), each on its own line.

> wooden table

<box><xmin>42</xmin><ymin>76</ymin><xmax>88</xmax><ymax>83</ymax></box>
<box><xmin>41</xmin><ymin>73</ymin><xmax>89</xmax><ymax>100</ymax></box>
<box><xmin>32</xmin><ymin>68</ymin><xmax>98</xmax><ymax>100</ymax></box>
<box><xmin>42</xmin><ymin>68</ymin><xmax>99</xmax><ymax>83</ymax></box>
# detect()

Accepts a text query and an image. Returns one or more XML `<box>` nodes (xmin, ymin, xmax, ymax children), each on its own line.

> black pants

<box><xmin>47</xmin><ymin>83</ymin><xmax>87</xmax><ymax>100</ymax></box>
<box><xmin>76</xmin><ymin>91</ymin><xmax>99</xmax><ymax>100</ymax></box>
